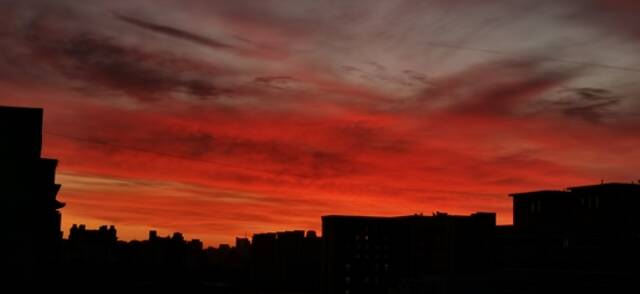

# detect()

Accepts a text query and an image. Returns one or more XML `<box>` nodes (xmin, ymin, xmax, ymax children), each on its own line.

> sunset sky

<box><xmin>2</xmin><ymin>0</ymin><xmax>640</xmax><ymax>246</ymax></box>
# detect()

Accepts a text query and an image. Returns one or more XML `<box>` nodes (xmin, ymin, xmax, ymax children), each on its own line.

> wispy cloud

<box><xmin>115</xmin><ymin>14</ymin><xmax>236</xmax><ymax>50</ymax></box>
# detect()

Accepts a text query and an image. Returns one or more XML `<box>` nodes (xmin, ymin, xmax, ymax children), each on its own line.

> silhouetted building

<box><xmin>64</xmin><ymin>224</ymin><xmax>119</xmax><ymax>272</ymax></box>
<box><xmin>235</xmin><ymin>237</ymin><xmax>251</xmax><ymax>268</ymax></box>
<box><xmin>251</xmin><ymin>232</ymin><xmax>278</xmax><ymax>288</ymax></box>
<box><xmin>251</xmin><ymin>230</ymin><xmax>322</xmax><ymax>291</ymax></box>
<box><xmin>322</xmin><ymin>212</ymin><xmax>496</xmax><ymax>294</ymax></box>
<box><xmin>69</xmin><ymin>224</ymin><xmax>118</xmax><ymax>244</ymax></box>
<box><xmin>497</xmin><ymin>183</ymin><xmax>640</xmax><ymax>293</ymax></box>
<box><xmin>511</xmin><ymin>183</ymin><xmax>640</xmax><ymax>233</ymax></box>
<box><xmin>236</xmin><ymin>237</ymin><xmax>250</xmax><ymax>255</ymax></box>
<box><xmin>1</xmin><ymin>106</ymin><xmax>64</xmax><ymax>281</ymax></box>
<box><xmin>508</xmin><ymin>183</ymin><xmax>640</xmax><ymax>261</ymax></box>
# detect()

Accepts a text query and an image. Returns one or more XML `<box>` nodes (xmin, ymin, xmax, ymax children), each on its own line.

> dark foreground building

<box><xmin>251</xmin><ymin>230</ymin><xmax>322</xmax><ymax>291</ymax></box>
<box><xmin>511</xmin><ymin>183</ymin><xmax>640</xmax><ymax>233</ymax></box>
<box><xmin>497</xmin><ymin>183</ymin><xmax>640</xmax><ymax>293</ymax></box>
<box><xmin>322</xmin><ymin>212</ymin><xmax>496</xmax><ymax>294</ymax></box>
<box><xmin>1</xmin><ymin>106</ymin><xmax>65</xmax><ymax>281</ymax></box>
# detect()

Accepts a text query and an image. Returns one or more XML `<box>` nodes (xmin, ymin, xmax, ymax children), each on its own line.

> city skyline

<box><xmin>2</xmin><ymin>0</ymin><xmax>640</xmax><ymax>246</ymax></box>
<box><xmin>56</xmin><ymin>181</ymin><xmax>640</xmax><ymax>249</ymax></box>
<box><xmin>2</xmin><ymin>104</ymin><xmax>638</xmax><ymax>293</ymax></box>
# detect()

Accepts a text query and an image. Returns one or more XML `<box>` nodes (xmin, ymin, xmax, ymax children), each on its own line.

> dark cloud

<box><xmin>364</xmin><ymin>61</ymin><xmax>386</xmax><ymax>72</ymax></box>
<box><xmin>340</xmin><ymin>65</ymin><xmax>431</xmax><ymax>90</ymax></box>
<box><xmin>201</xmin><ymin>135</ymin><xmax>360</xmax><ymax>179</ymax></box>
<box><xmin>402</xmin><ymin>70</ymin><xmax>430</xmax><ymax>86</ymax></box>
<box><xmin>0</xmin><ymin>2</ymin><xmax>233</xmax><ymax>102</ymax></box>
<box><xmin>341</xmin><ymin>65</ymin><xmax>362</xmax><ymax>73</ymax></box>
<box><xmin>409</xmin><ymin>60</ymin><xmax>580</xmax><ymax>116</ymax></box>
<box><xmin>68</xmin><ymin>110</ymin><xmax>363</xmax><ymax>179</ymax></box>
<box><xmin>115</xmin><ymin>14</ymin><xmax>235</xmax><ymax>51</ymax></box>
<box><xmin>555</xmin><ymin>88</ymin><xmax>621</xmax><ymax>123</ymax></box>
<box><xmin>336</xmin><ymin>122</ymin><xmax>411</xmax><ymax>153</ymax></box>
<box><xmin>254</xmin><ymin>76</ymin><xmax>296</xmax><ymax>84</ymax></box>
<box><xmin>58</xmin><ymin>36</ymin><xmax>225</xmax><ymax>101</ymax></box>
<box><xmin>253</xmin><ymin>76</ymin><xmax>300</xmax><ymax>90</ymax></box>
<box><xmin>26</xmin><ymin>30</ymin><xmax>225</xmax><ymax>102</ymax></box>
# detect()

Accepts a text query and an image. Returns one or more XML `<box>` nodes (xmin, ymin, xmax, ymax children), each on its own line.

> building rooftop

<box><xmin>508</xmin><ymin>190</ymin><xmax>567</xmax><ymax>198</ymax></box>
<box><xmin>509</xmin><ymin>183</ymin><xmax>640</xmax><ymax>199</ymax></box>
<box><xmin>322</xmin><ymin>212</ymin><xmax>494</xmax><ymax>221</ymax></box>
<box><xmin>567</xmin><ymin>182</ymin><xmax>640</xmax><ymax>191</ymax></box>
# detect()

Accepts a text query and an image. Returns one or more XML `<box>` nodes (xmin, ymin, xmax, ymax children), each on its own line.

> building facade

<box><xmin>1</xmin><ymin>106</ymin><xmax>65</xmax><ymax>280</ymax></box>
<box><xmin>322</xmin><ymin>212</ymin><xmax>496</xmax><ymax>294</ymax></box>
<box><xmin>502</xmin><ymin>183</ymin><xmax>640</xmax><ymax>282</ymax></box>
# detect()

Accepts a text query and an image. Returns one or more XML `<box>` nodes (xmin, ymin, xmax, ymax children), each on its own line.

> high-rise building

<box><xmin>1</xmin><ymin>106</ymin><xmax>65</xmax><ymax>279</ymax></box>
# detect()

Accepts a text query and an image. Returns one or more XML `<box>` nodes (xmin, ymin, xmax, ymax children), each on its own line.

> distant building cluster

<box><xmin>2</xmin><ymin>105</ymin><xmax>639</xmax><ymax>293</ymax></box>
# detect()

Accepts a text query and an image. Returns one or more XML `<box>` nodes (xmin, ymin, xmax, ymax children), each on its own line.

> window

<box><xmin>530</xmin><ymin>200</ymin><xmax>542</xmax><ymax>213</ymax></box>
<box><xmin>585</xmin><ymin>195</ymin><xmax>599</xmax><ymax>209</ymax></box>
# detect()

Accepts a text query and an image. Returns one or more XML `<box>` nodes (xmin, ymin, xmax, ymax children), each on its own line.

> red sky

<box><xmin>2</xmin><ymin>0</ymin><xmax>640</xmax><ymax>246</ymax></box>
